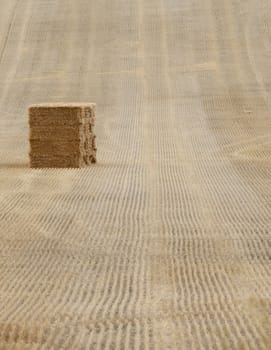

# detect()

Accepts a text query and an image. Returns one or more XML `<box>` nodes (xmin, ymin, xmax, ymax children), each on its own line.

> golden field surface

<box><xmin>0</xmin><ymin>0</ymin><xmax>270</xmax><ymax>349</ymax></box>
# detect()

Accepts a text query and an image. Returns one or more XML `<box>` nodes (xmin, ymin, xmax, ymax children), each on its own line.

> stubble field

<box><xmin>0</xmin><ymin>0</ymin><xmax>270</xmax><ymax>349</ymax></box>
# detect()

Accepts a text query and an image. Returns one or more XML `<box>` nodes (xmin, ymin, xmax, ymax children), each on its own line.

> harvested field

<box><xmin>0</xmin><ymin>0</ymin><xmax>270</xmax><ymax>349</ymax></box>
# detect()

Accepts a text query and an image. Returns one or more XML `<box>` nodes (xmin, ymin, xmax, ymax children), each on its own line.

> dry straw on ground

<box><xmin>0</xmin><ymin>0</ymin><xmax>270</xmax><ymax>348</ymax></box>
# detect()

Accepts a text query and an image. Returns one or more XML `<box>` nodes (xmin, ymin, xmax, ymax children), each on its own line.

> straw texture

<box><xmin>0</xmin><ymin>0</ymin><xmax>270</xmax><ymax>349</ymax></box>
<box><xmin>29</xmin><ymin>104</ymin><xmax>97</xmax><ymax>168</ymax></box>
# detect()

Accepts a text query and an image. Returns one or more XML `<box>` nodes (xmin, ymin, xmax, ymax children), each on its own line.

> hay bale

<box><xmin>29</xmin><ymin>103</ymin><xmax>97</xmax><ymax>168</ymax></box>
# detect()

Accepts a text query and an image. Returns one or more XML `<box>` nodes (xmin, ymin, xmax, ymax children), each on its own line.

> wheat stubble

<box><xmin>0</xmin><ymin>0</ymin><xmax>270</xmax><ymax>349</ymax></box>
